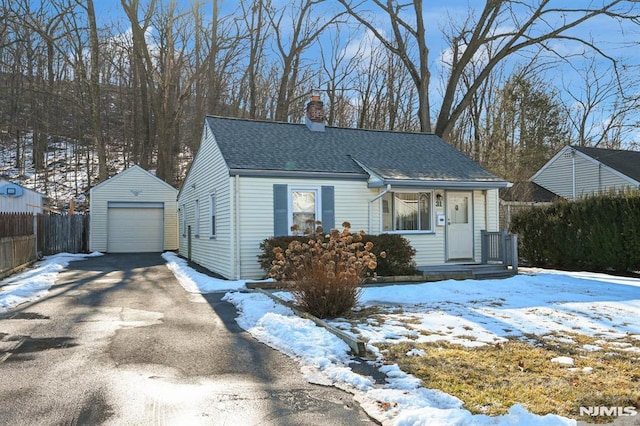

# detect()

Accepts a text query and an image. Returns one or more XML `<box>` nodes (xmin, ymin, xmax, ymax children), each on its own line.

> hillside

<box><xmin>0</xmin><ymin>135</ymin><xmax>187</xmax><ymax>214</ymax></box>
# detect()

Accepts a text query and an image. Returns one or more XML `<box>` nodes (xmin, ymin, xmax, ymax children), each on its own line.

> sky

<box><xmin>4</xmin><ymin>251</ymin><xmax>638</xmax><ymax>425</ymax></box>
<box><xmin>91</xmin><ymin>0</ymin><xmax>640</xmax><ymax>146</ymax></box>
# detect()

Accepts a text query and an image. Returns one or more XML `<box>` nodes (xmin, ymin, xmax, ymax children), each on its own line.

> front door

<box><xmin>446</xmin><ymin>192</ymin><xmax>473</xmax><ymax>260</ymax></box>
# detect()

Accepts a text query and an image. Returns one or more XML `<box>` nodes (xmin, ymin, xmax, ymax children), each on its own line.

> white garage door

<box><xmin>107</xmin><ymin>202</ymin><xmax>164</xmax><ymax>252</ymax></box>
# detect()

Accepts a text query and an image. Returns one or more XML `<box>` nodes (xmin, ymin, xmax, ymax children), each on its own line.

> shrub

<box><xmin>258</xmin><ymin>233</ymin><xmax>416</xmax><ymax>277</ymax></box>
<box><xmin>510</xmin><ymin>192</ymin><xmax>640</xmax><ymax>272</ymax></box>
<box><xmin>269</xmin><ymin>222</ymin><xmax>382</xmax><ymax>318</ymax></box>
<box><xmin>362</xmin><ymin>234</ymin><xmax>417</xmax><ymax>276</ymax></box>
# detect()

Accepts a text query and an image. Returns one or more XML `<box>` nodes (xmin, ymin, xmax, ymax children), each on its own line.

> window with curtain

<box><xmin>382</xmin><ymin>192</ymin><xmax>432</xmax><ymax>232</ymax></box>
<box><xmin>291</xmin><ymin>189</ymin><xmax>317</xmax><ymax>234</ymax></box>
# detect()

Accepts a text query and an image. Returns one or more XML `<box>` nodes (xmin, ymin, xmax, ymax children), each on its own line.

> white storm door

<box><xmin>446</xmin><ymin>192</ymin><xmax>473</xmax><ymax>260</ymax></box>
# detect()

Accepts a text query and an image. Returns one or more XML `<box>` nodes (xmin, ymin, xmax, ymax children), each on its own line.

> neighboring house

<box><xmin>89</xmin><ymin>165</ymin><xmax>178</xmax><ymax>253</ymax></box>
<box><xmin>532</xmin><ymin>145</ymin><xmax>640</xmax><ymax>200</ymax></box>
<box><xmin>498</xmin><ymin>181</ymin><xmax>561</xmax><ymax>231</ymax></box>
<box><xmin>0</xmin><ymin>178</ymin><xmax>45</xmax><ymax>214</ymax></box>
<box><xmin>178</xmin><ymin>97</ymin><xmax>510</xmax><ymax>280</ymax></box>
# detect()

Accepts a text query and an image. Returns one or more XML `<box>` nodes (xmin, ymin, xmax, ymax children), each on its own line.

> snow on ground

<box><xmin>163</xmin><ymin>259</ymin><xmax>640</xmax><ymax>425</ymax></box>
<box><xmin>3</xmin><ymin>253</ymin><xmax>638</xmax><ymax>425</ymax></box>
<box><xmin>0</xmin><ymin>252</ymin><xmax>102</xmax><ymax>312</ymax></box>
<box><xmin>161</xmin><ymin>252</ymin><xmax>264</xmax><ymax>292</ymax></box>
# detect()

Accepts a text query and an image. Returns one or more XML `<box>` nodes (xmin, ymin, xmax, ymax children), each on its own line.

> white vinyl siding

<box><xmin>210</xmin><ymin>193</ymin><xmax>216</xmax><ymax>238</ymax></box>
<box><xmin>177</xmin><ymin>124</ymin><xmax>233</xmax><ymax>279</ymax></box>
<box><xmin>533</xmin><ymin>147</ymin><xmax>637</xmax><ymax>199</ymax></box>
<box><xmin>178</xmin><ymin>124</ymin><xmax>504</xmax><ymax>278</ymax></box>
<box><xmin>89</xmin><ymin>165</ymin><xmax>178</xmax><ymax>252</ymax></box>
<box><xmin>0</xmin><ymin>179</ymin><xmax>44</xmax><ymax>214</ymax></box>
<box><xmin>235</xmin><ymin>177</ymin><xmax>374</xmax><ymax>279</ymax></box>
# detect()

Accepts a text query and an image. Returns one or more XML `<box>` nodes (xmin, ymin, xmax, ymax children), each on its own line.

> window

<box><xmin>382</xmin><ymin>192</ymin><xmax>432</xmax><ymax>232</ymax></box>
<box><xmin>194</xmin><ymin>199</ymin><xmax>200</xmax><ymax>237</ymax></box>
<box><xmin>274</xmin><ymin>184</ymin><xmax>334</xmax><ymax>237</ymax></box>
<box><xmin>181</xmin><ymin>204</ymin><xmax>186</xmax><ymax>236</ymax></box>
<box><xmin>290</xmin><ymin>188</ymin><xmax>319</xmax><ymax>234</ymax></box>
<box><xmin>209</xmin><ymin>193</ymin><xmax>216</xmax><ymax>238</ymax></box>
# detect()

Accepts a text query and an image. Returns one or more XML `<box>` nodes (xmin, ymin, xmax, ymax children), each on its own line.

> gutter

<box><xmin>368</xmin><ymin>184</ymin><xmax>391</xmax><ymax>234</ymax></box>
<box><xmin>368</xmin><ymin>179</ymin><xmax>509</xmax><ymax>189</ymax></box>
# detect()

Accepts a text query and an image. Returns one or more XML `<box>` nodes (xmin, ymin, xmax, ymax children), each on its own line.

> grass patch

<box><xmin>378</xmin><ymin>333</ymin><xmax>639</xmax><ymax>423</ymax></box>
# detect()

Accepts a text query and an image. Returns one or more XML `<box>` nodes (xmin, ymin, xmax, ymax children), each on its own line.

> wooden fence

<box><xmin>0</xmin><ymin>213</ymin><xmax>90</xmax><ymax>277</ymax></box>
<box><xmin>36</xmin><ymin>214</ymin><xmax>90</xmax><ymax>255</ymax></box>
<box><xmin>0</xmin><ymin>235</ymin><xmax>36</xmax><ymax>279</ymax></box>
<box><xmin>0</xmin><ymin>212</ymin><xmax>34</xmax><ymax>237</ymax></box>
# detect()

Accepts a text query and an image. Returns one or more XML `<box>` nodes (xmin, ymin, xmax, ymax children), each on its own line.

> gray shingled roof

<box><xmin>573</xmin><ymin>146</ymin><xmax>640</xmax><ymax>183</ymax></box>
<box><xmin>205</xmin><ymin>116</ymin><xmax>508</xmax><ymax>187</ymax></box>
<box><xmin>500</xmin><ymin>181</ymin><xmax>561</xmax><ymax>202</ymax></box>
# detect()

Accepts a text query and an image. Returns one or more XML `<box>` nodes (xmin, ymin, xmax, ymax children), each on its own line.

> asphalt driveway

<box><xmin>0</xmin><ymin>253</ymin><xmax>374</xmax><ymax>425</ymax></box>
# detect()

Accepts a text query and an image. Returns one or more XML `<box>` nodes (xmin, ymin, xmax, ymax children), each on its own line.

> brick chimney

<box><xmin>305</xmin><ymin>95</ymin><xmax>325</xmax><ymax>132</ymax></box>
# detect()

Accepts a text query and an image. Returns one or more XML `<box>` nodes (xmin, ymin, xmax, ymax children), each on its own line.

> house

<box><xmin>178</xmin><ymin>97</ymin><xmax>510</xmax><ymax>280</ymax></box>
<box><xmin>498</xmin><ymin>181</ymin><xmax>561</xmax><ymax>231</ymax></box>
<box><xmin>532</xmin><ymin>145</ymin><xmax>640</xmax><ymax>200</ymax></box>
<box><xmin>89</xmin><ymin>165</ymin><xmax>178</xmax><ymax>253</ymax></box>
<box><xmin>0</xmin><ymin>178</ymin><xmax>46</xmax><ymax>214</ymax></box>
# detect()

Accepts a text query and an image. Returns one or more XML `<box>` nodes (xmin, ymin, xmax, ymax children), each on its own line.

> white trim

<box><xmin>92</xmin><ymin>165</ymin><xmax>176</xmax><ymax>192</ymax></box>
<box><xmin>107</xmin><ymin>201</ymin><xmax>164</xmax><ymax>208</ymax></box>
<box><xmin>194</xmin><ymin>199</ymin><xmax>200</xmax><ymax>237</ymax></box>
<box><xmin>287</xmin><ymin>186</ymin><xmax>321</xmax><ymax>235</ymax></box>
<box><xmin>209</xmin><ymin>191</ymin><xmax>216</xmax><ymax>238</ymax></box>
<box><xmin>381</xmin><ymin>190</ymin><xmax>434</xmax><ymax>233</ymax></box>
<box><xmin>445</xmin><ymin>191</ymin><xmax>474</xmax><ymax>260</ymax></box>
<box><xmin>181</xmin><ymin>203</ymin><xmax>187</xmax><ymax>237</ymax></box>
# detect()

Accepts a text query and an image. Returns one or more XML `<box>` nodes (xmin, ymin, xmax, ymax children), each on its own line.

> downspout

<box><xmin>235</xmin><ymin>174</ymin><xmax>241</xmax><ymax>280</ymax></box>
<box><xmin>368</xmin><ymin>184</ymin><xmax>391</xmax><ymax>234</ymax></box>
<box><xmin>571</xmin><ymin>150</ymin><xmax>576</xmax><ymax>200</ymax></box>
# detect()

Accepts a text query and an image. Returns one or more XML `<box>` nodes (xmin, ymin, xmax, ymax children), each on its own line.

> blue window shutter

<box><xmin>273</xmin><ymin>184</ymin><xmax>288</xmax><ymax>236</ymax></box>
<box><xmin>321</xmin><ymin>186</ymin><xmax>335</xmax><ymax>231</ymax></box>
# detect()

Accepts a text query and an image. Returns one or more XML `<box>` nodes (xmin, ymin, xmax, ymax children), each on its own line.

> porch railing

<box><xmin>481</xmin><ymin>230</ymin><xmax>518</xmax><ymax>273</ymax></box>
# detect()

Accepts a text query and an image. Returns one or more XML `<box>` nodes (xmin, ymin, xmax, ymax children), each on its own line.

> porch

<box><xmin>417</xmin><ymin>230</ymin><xmax>518</xmax><ymax>281</ymax></box>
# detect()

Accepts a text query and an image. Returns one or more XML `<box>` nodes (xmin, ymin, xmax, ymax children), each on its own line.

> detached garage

<box><xmin>90</xmin><ymin>165</ymin><xmax>178</xmax><ymax>253</ymax></box>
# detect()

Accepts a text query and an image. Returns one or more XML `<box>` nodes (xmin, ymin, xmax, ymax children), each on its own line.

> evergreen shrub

<box><xmin>510</xmin><ymin>192</ymin><xmax>640</xmax><ymax>272</ymax></box>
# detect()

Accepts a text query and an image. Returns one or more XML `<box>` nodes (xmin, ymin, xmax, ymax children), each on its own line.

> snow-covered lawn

<box><xmin>160</xmin><ymin>252</ymin><xmax>639</xmax><ymax>425</ymax></box>
<box><xmin>3</xmin><ymin>251</ymin><xmax>638</xmax><ymax>425</ymax></box>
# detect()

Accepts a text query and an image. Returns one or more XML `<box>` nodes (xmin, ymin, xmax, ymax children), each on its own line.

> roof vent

<box><xmin>305</xmin><ymin>95</ymin><xmax>325</xmax><ymax>132</ymax></box>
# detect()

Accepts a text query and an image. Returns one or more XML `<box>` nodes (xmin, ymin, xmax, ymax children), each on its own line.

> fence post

<box><xmin>511</xmin><ymin>233</ymin><xmax>518</xmax><ymax>273</ymax></box>
<box><xmin>33</xmin><ymin>214</ymin><xmax>38</xmax><ymax>258</ymax></box>
<box><xmin>501</xmin><ymin>230</ymin><xmax>508</xmax><ymax>265</ymax></box>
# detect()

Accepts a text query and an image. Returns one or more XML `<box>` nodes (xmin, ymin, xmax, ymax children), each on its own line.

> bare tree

<box><xmin>337</xmin><ymin>0</ymin><xmax>430</xmax><ymax>131</ymax></box>
<box><xmin>122</xmin><ymin>0</ymin><xmax>205</xmax><ymax>185</ymax></box>
<box><xmin>84</xmin><ymin>0</ymin><xmax>108</xmax><ymax>182</ymax></box>
<box><xmin>267</xmin><ymin>0</ymin><xmax>345</xmax><ymax>122</ymax></box>
<box><xmin>318</xmin><ymin>28</ymin><xmax>359</xmax><ymax>127</ymax></box>
<box><xmin>236</xmin><ymin>0</ymin><xmax>269</xmax><ymax>119</ymax></box>
<box><xmin>563</xmin><ymin>58</ymin><xmax>640</xmax><ymax>148</ymax></box>
<box><xmin>338</xmin><ymin>0</ymin><xmax>640</xmax><ymax>139</ymax></box>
